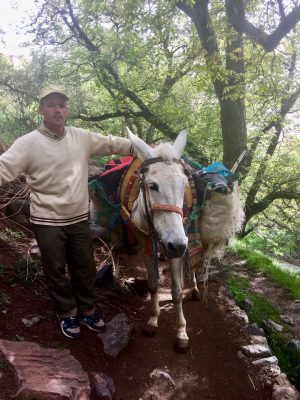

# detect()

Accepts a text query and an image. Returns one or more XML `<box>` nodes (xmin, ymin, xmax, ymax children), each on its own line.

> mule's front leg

<box><xmin>142</xmin><ymin>254</ymin><xmax>160</xmax><ymax>337</ymax></box>
<box><xmin>170</xmin><ymin>258</ymin><xmax>189</xmax><ymax>352</ymax></box>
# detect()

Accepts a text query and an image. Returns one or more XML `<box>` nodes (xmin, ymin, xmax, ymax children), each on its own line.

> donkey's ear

<box><xmin>173</xmin><ymin>129</ymin><xmax>187</xmax><ymax>158</ymax></box>
<box><xmin>126</xmin><ymin>128</ymin><xmax>153</xmax><ymax>160</ymax></box>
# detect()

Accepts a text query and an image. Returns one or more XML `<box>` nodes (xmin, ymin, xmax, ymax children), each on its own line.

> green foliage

<box><xmin>241</xmin><ymin>227</ymin><xmax>300</xmax><ymax>260</ymax></box>
<box><xmin>0</xmin><ymin>360</ymin><xmax>8</xmax><ymax>369</ymax></box>
<box><xmin>231</xmin><ymin>243</ymin><xmax>300</xmax><ymax>299</ymax></box>
<box><xmin>16</xmin><ymin>397</ymin><xmax>35</xmax><ymax>400</ymax></box>
<box><xmin>228</xmin><ymin>275</ymin><xmax>281</xmax><ymax>324</ymax></box>
<box><xmin>0</xmin><ymin>291</ymin><xmax>11</xmax><ymax>305</ymax></box>
<box><xmin>0</xmin><ymin>264</ymin><xmax>7</xmax><ymax>278</ymax></box>
<box><xmin>15</xmin><ymin>335</ymin><xmax>25</xmax><ymax>342</ymax></box>
<box><xmin>269</xmin><ymin>332</ymin><xmax>300</xmax><ymax>387</ymax></box>
<box><xmin>16</xmin><ymin>258</ymin><xmax>42</xmax><ymax>286</ymax></box>
<box><xmin>0</xmin><ymin>229</ymin><xmax>25</xmax><ymax>242</ymax></box>
<box><xmin>0</xmin><ymin>0</ymin><xmax>299</xmax><ymax>258</ymax></box>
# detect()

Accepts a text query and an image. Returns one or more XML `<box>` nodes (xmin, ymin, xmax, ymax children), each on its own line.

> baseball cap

<box><xmin>39</xmin><ymin>85</ymin><xmax>69</xmax><ymax>104</ymax></box>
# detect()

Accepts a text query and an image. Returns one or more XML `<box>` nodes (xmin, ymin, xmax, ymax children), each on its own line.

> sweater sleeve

<box><xmin>0</xmin><ymin>138</ymin><xmax>28</xmax><ymax>186</ymax></box>
<box><xmin>85</xmin><ymin>130</ymin><xmax>135</xmax><ymax>157</ymax></box>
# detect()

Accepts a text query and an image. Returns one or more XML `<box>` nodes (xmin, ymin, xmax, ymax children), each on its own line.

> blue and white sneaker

<box><xmin>80</xmin><ymin>313</ymin><xmax>105</xmax><ymax>333</ymax></box>
<box><xmin>58</xmin><ymin>316</ymin><xmax>81</xmax><ymax>339</ymax></box>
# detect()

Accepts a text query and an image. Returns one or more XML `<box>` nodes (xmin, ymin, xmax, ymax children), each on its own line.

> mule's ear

<box><xmin>173</xmin><ymin>129</ymin><xmax>187</xmax><ymax>158</ymax></box>
<box><xmin>126</xmin><ymin>127</ymin><xmax>153</xmax><ymax>160</ymax></box>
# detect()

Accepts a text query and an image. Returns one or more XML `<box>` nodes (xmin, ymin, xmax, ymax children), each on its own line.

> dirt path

<box><xmin>0</xmin><ymin>240</ymin><xmax>274</xmax><ymax>400</ymax></box>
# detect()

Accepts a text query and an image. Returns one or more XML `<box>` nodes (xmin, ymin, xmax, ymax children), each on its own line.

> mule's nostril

<box><xmin>167</xmin><ymin>242</ymin><xmax>176</xmax><ymax>252</ymax></box>
<box><xmin>167</xmin><ymin>242</ymin><xmax>187</xmax><ymax>257</ymax></box>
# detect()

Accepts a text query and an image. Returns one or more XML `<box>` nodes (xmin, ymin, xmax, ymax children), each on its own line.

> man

<box><xmin>0</xmin><ymin>85</ymin><xmax>134</xmax><ymax>339</ymax></box>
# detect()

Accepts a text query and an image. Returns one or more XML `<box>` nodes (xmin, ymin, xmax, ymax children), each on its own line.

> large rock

<box><xmin>0</xmin><ymin>339</ymin><xmax>90</xmax><ymax>399</ymax></box>
<box><xmin>98</xmin><ymin>313</ymin><xmax>132</xmax><ymax>357</ymax></box>
<box><xmin>91</xmin><ymin>372</ymin><xmax>115</xmax><ymax>400</ymax></box>
<box><xmin>241</xmin><ymin>344</ymin><xmax>272</xmax><ymax>358</ymax></box>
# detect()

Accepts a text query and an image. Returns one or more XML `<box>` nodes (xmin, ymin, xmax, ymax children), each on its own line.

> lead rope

<box><xmin>141</xmin><ymin>174</ymin><xmax>160</xmax><ymax>279</ymax></box>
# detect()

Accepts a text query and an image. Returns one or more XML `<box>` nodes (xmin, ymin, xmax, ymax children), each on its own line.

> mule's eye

<box><xmin>148</xmin><ymin>182</ymin><xmax>159</xmax><ymax>192</ymax></box>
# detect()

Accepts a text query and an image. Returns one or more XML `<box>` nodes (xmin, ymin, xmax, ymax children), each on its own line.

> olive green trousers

<box><xmin>32</xmin><ymin>220</ymin><xmax>97</xmax><ymax>317</ymax></box>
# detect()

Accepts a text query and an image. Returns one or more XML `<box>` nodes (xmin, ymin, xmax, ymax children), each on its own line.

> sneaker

<box><xmin>80</xmin><ymin>313</ymin><xmax>105</xmax><ymax>333</ymax></box>
<box><xmin>58</xmin><ymin>316</ymin><xmax>81</xmax><ymax>339</ymax></box>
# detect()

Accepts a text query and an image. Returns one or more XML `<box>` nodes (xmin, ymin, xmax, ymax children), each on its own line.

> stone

<box><xmin>250</xmin><ymin>335</ymin><xmax>268</xmax><ymax>345</ymax></box>
<box><xmin>259</xmin><ymin>365</ymin><xmax>281</xmax><ymax>380</ymax></box>
<box><xmin>230</xmin><ymin>306</ymin><xmax>249</xmax><ymax>324</ymax></box>
<box><xmin>92</xmin><ymin>372</ymin><xmax>115</xmax><ymax>400</ymax></box>
<box><xmin>285</xmin><ymin>339</ymin><xmax>300</xmax><ymax>354</ymax></box>
<box><xmin>21</xmin><ymin>316</ymin><xmax>41</xmax><ymax>327</ymax></box>
<box><xmin>262</xmin><ymin>319</ymin><xmax>283</xmax><ymax>333</ymax></box>
<box><xmin>272</xmin><ymin>386</ymin><xmax>299</xmax><ymax>400</ymax></box>
<box><xmin>241</xmin><ymin>298</ymin><xmax>253</xmax><ymax>314</ymax></box>
<box><xmin>241</xmin><ymin>344</ymin><xmax>271</xmax><ymax>358</ymax></box>
<box><xmin>280</xmin><ymin>314</ymin><xmax>295</xmax><ymax>326</ymax></box>
<box><xmin>244</xmin><ymin>323</ymin><xmax>265</xmax><ymax>336</ymax></box>
<box><xmin>150</xmin><ymin>369</ymin><xmax>175</xmax><ymax>387</ymax></box>
<box><xmin>98</xmin><ymin>313</ymin><xmax>132</xmax><ymax>357</ymax></box>
<box><xmin>217</xmin><ymin>286</ymin><xmax>231</xmax><ymax>300</ymax></box>
<box><xmin>252</xmin><ymin>356</ymin><xmax>278</xmax><ymax>367</ymax></box>
<box><xmin>274</xmin><ymin>373</ymin><xmax>290</xmax><ymax>386</ymax></box>
<box><xmin>29</xmin><ymin>240</ymin><xmax>41</xmax><ymax>257</ymax></box>
<box><xmin>0</xmin><ymin>339</ymin><xmax>90</xmax><ymax>399</ymax></box>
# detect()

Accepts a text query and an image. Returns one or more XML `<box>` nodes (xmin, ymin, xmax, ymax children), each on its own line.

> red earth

<box><xmin>0</xmin><ymin>226</ymin><xmax>273</xmax><ymax>400</ymax></box>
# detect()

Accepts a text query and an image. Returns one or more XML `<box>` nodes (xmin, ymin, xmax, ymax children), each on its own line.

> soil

<box><xmin>0</xmin><ymin>223</ymin><xmax>277</xmax><ymax>400</ymax></box>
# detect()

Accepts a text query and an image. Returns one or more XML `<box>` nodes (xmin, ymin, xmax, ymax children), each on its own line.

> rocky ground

<box><xmin>0</xmin><ymin>173</ymin><xmax>299</xmax><ymax>399</ymax></box>
<box><xmin>0</xmin><ymin>217</ymin><xmax>299</xmax><ymax>399</ymax></box>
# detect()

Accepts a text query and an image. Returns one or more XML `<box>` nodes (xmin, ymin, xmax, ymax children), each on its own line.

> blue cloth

<box><xmin>202</xmin><ymin>161</ymin><xmax>233</xmax><ymax>177</ymax></box>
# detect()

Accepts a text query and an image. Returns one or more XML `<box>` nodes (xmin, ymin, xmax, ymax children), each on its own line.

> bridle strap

<box><xmin>149</xmin><ymin>203</ymin><xmax>183</xmax><ymax>217</ymax></box>
<box><xmin>140</xmin><ymin>157</ymin><xmax>180</xmax><ymax>173</ymax></box>
<box><xmin>142</xmin><ymin>179</ymin><xmax>158</xmax><ymax>238</ymax></box>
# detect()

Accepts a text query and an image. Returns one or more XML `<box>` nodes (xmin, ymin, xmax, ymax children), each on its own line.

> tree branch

<box><xmin>246</xmin><ymin>190</ymin><xmax>300</xmax><ymax>221</ymax></box>
<box><xmin>72</xmin><ymin>110</ymin><xmax>144</xmax><ymax>122</ymax></box>
<box><xmin>56</xmin><ymin>1</ymin><xmax>181</xmax><ymax>141</ymax></box>
<box><xmin>225</xmin><ymin>0</ymin><xmax>300</xmax><ymax>52</ymax></box>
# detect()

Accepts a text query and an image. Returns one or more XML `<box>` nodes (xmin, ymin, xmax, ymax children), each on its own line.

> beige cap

<box><xmin>39</xmin><ymin>85</ymin><xmax>69</xmax><ymax>104</ymax></box>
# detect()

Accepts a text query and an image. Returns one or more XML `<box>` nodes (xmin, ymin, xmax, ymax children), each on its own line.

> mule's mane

<box><xmin>150</xmin><ymin>142</ymin><xmax>178</xmax><ymax>161</ymax></box>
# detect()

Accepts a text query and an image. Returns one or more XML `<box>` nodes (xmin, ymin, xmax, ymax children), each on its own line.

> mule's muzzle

<box><xmin>160</xmin><ymin>236</ymin><xmax>188</xmax><ymax>259</ymax></box>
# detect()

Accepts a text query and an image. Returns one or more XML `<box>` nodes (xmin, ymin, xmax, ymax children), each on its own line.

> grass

<box><xmin>269</xmin><ymin>332</ymin><xmax>300</xmax><ymax>385</ymax></box>
<box><xmin>0</xmin><ymin>360</ymin><xmax>8</xmax><ymax>369</ymax></box>
<box><xmin>0</xmin><ymin>264</ymin><xmax>7</xmax><ymax>277</ymax></box>
<box><xmin>0</xmin><ymin>291</ymin><xmax>11</xmax><ymax>305</ymax></box>
<box><xmin>228</xmin><ymin>275</ymin><xmax>281</xmax><ymax>325</ymax></box>
<box><xmin>231</xmin><ymin>242</ymin><xmax>300</xmax><ymax>299</ymax></box>
<box><xmin>228</xmin><ymin>273</ymin><xmax>300</xmax><ymax>389</ymax></box>
<box><xmin>16</xmin><ymin>258</ymin><xmax>41</xmax><ymax>285</ymax></box>
<box><xmin>0</xmin><ymin>228</ymin><xmax>25</xmax><ymax>241</ymax></box>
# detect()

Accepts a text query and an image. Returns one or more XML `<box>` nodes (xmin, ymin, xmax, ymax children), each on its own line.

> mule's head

<box><xmin>127</xmin><ymin>128</ymin><xmax>188</xmax><ymax>259</ymax></box>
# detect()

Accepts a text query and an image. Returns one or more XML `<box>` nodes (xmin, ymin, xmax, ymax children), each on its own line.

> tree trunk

<box><xmin>177</xmin><ymin>0</ymin><xmax>247</xmax><ymax>170</ymax></box>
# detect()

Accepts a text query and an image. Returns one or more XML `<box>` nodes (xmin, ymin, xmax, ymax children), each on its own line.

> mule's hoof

<box><xmin>175</xmin><ymin>338</ymin><xmax>189</xmax><ymax>353</ymax></box>
<box><xmin>192</xmin><ymin>290</ymin><xmax>201</xmax><ymax>301</ymax></box>
<box><xmin>142</xmin><ymin>324</ymin><xmax>158</xmax><ymax>337</ymax></box>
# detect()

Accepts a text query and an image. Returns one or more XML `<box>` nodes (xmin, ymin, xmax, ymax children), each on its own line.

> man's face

<box><xmin>39</xmin><ymin>93</ymin><xmax>69</xmax><ymax>133</ymax></box>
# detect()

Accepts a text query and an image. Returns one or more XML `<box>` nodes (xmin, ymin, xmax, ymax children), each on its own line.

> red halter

<box><xmin>148</xmin><ymin>203</ymin><xmax>183</xmax><ymax>217</ymax></box>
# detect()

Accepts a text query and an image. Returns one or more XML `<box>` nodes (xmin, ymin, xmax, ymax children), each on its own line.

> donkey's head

<box><xmin>127</xmin><ymin>129</ymin><xmax>188</xmax><ymax>259</ymax></box>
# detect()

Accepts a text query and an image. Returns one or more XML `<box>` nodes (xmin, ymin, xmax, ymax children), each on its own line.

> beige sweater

<box><xmin>0</xmin><ymin>125</ymin><xmax>133</xmax><ymax>226</ymax></box>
